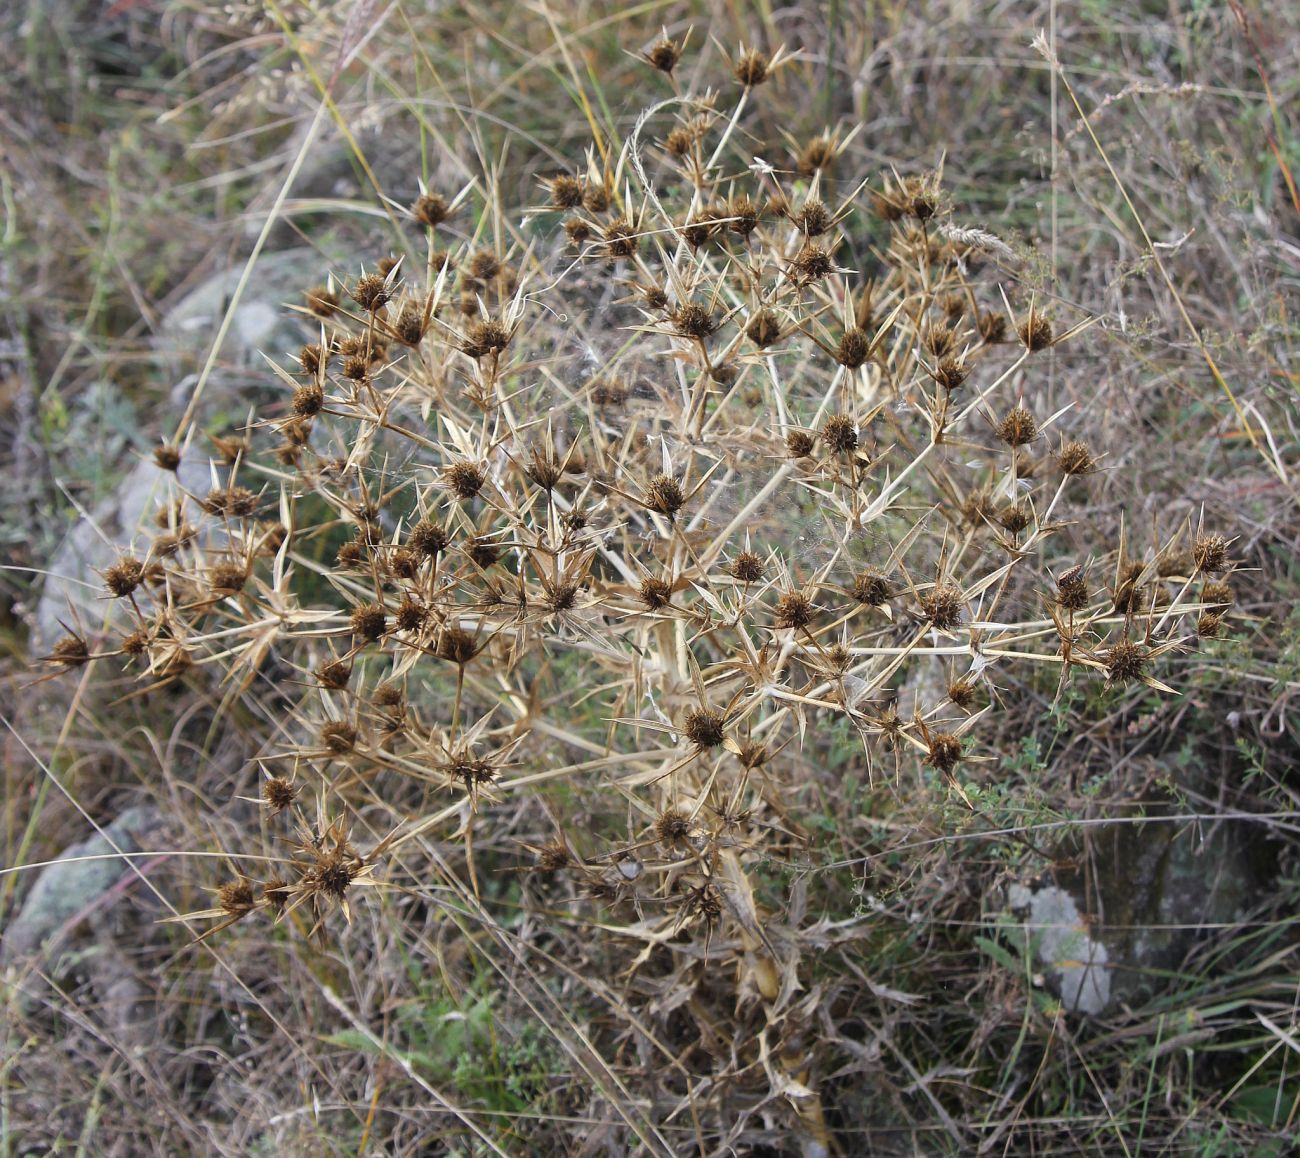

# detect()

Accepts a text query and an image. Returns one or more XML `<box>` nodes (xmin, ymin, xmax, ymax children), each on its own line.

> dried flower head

<box><xmin>639</xmin><ymin>577</ymin><xmax>674</xmax><ymax>609</ymax></box>
<box><xmin>745</xmin><ymin>308</ymin><xmax>782</xmax><ymax>348</ymax></box>
<box><xmin>352</xmin><ymin>273</ymin><xmax>391</xmax><ymax>312</ymax></box>
<box><xmin>547</xmin><ymin>174</ymin><xmax>585</xmax><ymax>210</ymax></box>
<box><xmin>1050</xmin><ymin>565</ymin><xmax>1087</xmax><ymax>612</ymax></box>
<box><xmin>926</xmin><ymin>732</ymin><xmax>964</xmax><ymax>773</ymax></box>
<box><xmin>997</xmin><ymin>406</ymin><xmax>1039</xmax><ymax>447</ymax></box>
<box><xmin>836</xmin><ymin>327</ymin><xmax>871</xmax><ymax>370</ymax></box>
<box><xmin>104</xmin><ymin>556</ymin><xmax>144</xmax><ymax>598</ymax></box>
<box><xmin>933</xmin><ymin>357</ymin><xmax>968</xmax><ymax>391</ymax></box>
<box><xmin>153</xmin><ymin>443</ymin><xmax>181</xmax><ymax>472</ymax></box>
<box><xmin>797</xmin><ymin>135</ymin><xmax>836</xmax><ymax>176</ymax></box>
<box><xmin>217</xmin><ymin>879</ymin><xmax>257</xmax><ymax>918</ymax></box>
<box><xmin>655</xmin><ymin>808</ymin><xmax>692</xmax><ymax>846</ymax></box>
<box><xmin>734</xmin><ymin>48</ymin><xmax>770</xmax><ymax>86</ymax></box>
<box><xmin>321</xmin><ymin>722</ymin><xmax>358</xmax><ymax>754</ymax></box>
<box><xmin>730</xmin><ymin>552</ymin><xmax>765</xmax><ymax>583</ymax></box>
<box><xmin>305</xmin><ymin>285</ymin><xmax>338</xmax><ymax>317</ymax></box>
<box><xmin>786</xmin><ymin>430</ymin><xmax>816</xmax><ymax>458</ymax></box>
<box><xmin>443</xmin><ymin>461</ymin><xmax>488</xmax><ymax>500</ymax></box>
<box><xmin>726</xmin><ymin>193</ymin><xmax>760</xmax><ymax>236</ymax></box>
<box><xmin>1056</xmin><ymin>439</ymin><xmax>1098</xmax><ymax>475</ymax></box>
<box><xmin>316</xmin><ymin>659</ymin><xmax>353</xmax><ymax>690</ymax></box>
<box><xmin>408</xmin><ymin>520</ymin><xmax>449</xmax><ymax>558</ymax></box>
<box><xmin>644</xmin><ymin>36</ymin><xmax>682</xmax><ymax>73</ymax></box>
<box><xmin>851</xmin><ymin>570</ymin><xmax>890</xmax><ymax>606</ymax></box>
<box><xmin>645</xmin><ymin>474</ymin><xmax>686</xmax><ymax>519</ymax></box>
<box><xmin>671</xmin><ymin>302</ymin><xmax>717</xmax><ymax>340</ymax></box>
<box><xmin>1105</xmin><ymin>639</ymin><xmax>1146</xmax><ymax>682</ymax></box>
<box><xmin>821</xmin><ymin>414</ymin><xmax>859</xmax><ymax>454</ymax></box>
<box><xmin>412</xmin><ymin>192</ymin><xmax>450</xmax><ymax>227</ymax></box>
<box><xmin>978</xmin><ymin>311</ymin><xmax>1008</xmax><ymax>343</ymax></box>
<box><xmin>350</xmin><ymin>603</ymin><xmax>387</xmax><ymax>642</ymax></box>
<box><xmin>263</xmin><ymin>777</ymin><xmax>299</xmax><ymax>815</ymax></box>
<box><xmin>460</xmin><ymin>319</ymin><xmax>511</xmax><ymax>359</ymax></box>
<box><xmin>793</xmin><ymin>197</ymin><xmax>832</xmax><ymax>236</ymax></box>
<box><xmin>1018</xmin><ymin>312</ymin><xmax>1053</xmax><ymax>351</ymax></box>
<box><xmin>1201</xmin><ymin>580</ymin><xmax>1233</xmax><ymax>607</ymax></box>
<box><xmin>791</xmin><ymin>243</ymin><xmax>833</xmax><ymax>282</ymax></box>
<box><xmin>684</xmin><ymin>707</ymin><xmax>726</xmax><ymax>749</ymax></box>
<box><xmin>775</xmin><ymin>590</ymin><xmax>816</xmax><ymax>630</ymax></box>
<box><xmin>602</xmin><ymin>218</ymin><xmax>639</xmax><ymax>258</ymax></box>
<box><xmin>921</xmin><ymin>583</ymin><xmax>965</xmax><ymax>629</ymax></box>
<box><xmin>1193</xmin><ymin>534</ymin><xmax>1230</xmax><ymax>574</ymax></box>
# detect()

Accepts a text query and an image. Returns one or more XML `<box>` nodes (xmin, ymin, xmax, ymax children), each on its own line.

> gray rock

<box><xmin>1007</xmin><ymin>882</ymin><xmax>1111</xmax><ymax>1014</ymax></box>
<box><xmin>2</xmin><ymin>806</ymin><xmax>163</xmax><ymax>975</ymax></box>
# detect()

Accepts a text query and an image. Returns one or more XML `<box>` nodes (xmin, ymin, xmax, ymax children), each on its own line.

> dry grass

<box><xmin>2</xmin><ymin>3</ymin><xmax>1298</xmax><ymax>1155</ymax></box>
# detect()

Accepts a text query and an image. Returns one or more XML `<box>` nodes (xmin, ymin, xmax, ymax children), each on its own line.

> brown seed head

<box><xmin>1106</xmin><ymin>639</ymin><xmax>1146</xmax><ymax>682</ymax></box>
<box><xmin>1056</xmin><ymin>439</ymin><xmax>1098</xmax><ymax>475</ymax></box>
<box><xmin>583</xmin><ymin>183</ymin><xmax>611</xmax><ymax>214</ymax></box>
<box><xmin>786</xmin><ymin>430</ymin><xmax>816</xmax><ymax>458</ymax></box>
<box><xmin>933</xmin><ymin>357</ymin><xmax>968</xmax><ymax>391</ymax></box>
<box><xmin>352</xmin><ymin>273</ymin><xmax>391</xmax><ymax>312</ymax></box>
<box><xmin>392</xmin><ymin>304</ymin><xmax>427</xmax><ymax>347</ymax></box>
<box><xmin>797</xmin><ymin>135</ymin><xmax>835</xmax><ymax>176</ymax></box>
<box><xmin>305</xmin><ymin>285</ymin><xmax>338</xmax><ymax>317</ymax></box>
<box><xmin>684</xmin><ymin>708</ymin><xmax>725</xmax><ymax>749</ymax></box>
<box><xmin>466</xmin><ymin>536</ymin><xmax>500</xmax><ymax>569</ymax></box>
<box><xmin>639</xmin><ymin>577</ymin><xmax>674</xmax><ymax>609</ymax></box>
<box><xmin>350</xmin><ymin>603</ymin><xmax>387</xmax><ymax>641</ymax></box>
<box><xmin>999</xmin><ymin>503</ymin><xmax>1031</xmax><ymax>534</ymax></box>
<box><xmin>49</xmin><ymin>634</ymin><xmax>91</xmax><ymax>668</ymax></box>
<box><xmin>464</xmin><ymin>249</ymin><xmax>501</xmax><ymax>284</ymax></box>
<box><xmin>1193</xmin><ymin>534</ymin><xmax>1230</xmax><ymax>574</ymax></box>
<box><xmin>646</xmin><ymin>474</ymin><xmax>686</xmax><ymax>518</ymax></box>
<box><xmin>564</xmin><ymin>217</ymin><xmax>592</xmax><ymax>246</ymax></box>
<box><xmin>104</xmin><ymin>557</ymin><xmax>144</xmax><ymax>598</ymax></box>
<box><xmin>775</xmin><ymin>590</ymin><xmax>816</xmax><ymax>630</ymax></box>
<box><xmin>997</xmin><ymin>406</ymin><xmax>1039</xmax><ymax>447</ymax></box>
<box><xmin>644</xmin><ymin>36</ymin><xmax>682</xmax><ymax>73</ymax></box>
<box><xmin>525</xmin><ymin>447</ymin><xmax>564</xmax><ymax>491</ymax></box>
<box><xmin>292</xmin><ymin>383</ymin><xmax>324</xmax><ymax>417</ymax></box>
<box><xmin>1198</xmin><ymin>612</ymin><xmax>1225</xmax><ymax>638</ymax></box>
<box><xmin>119</xmin><ymin>629</ymin><xmax>149</xmax><ymax>657</ymax></box>
<box><xmin>321</xmin><ymin>722</ymin><xmax>358</xmax><ymax>754</ymax></box>
<box><xmin>726</xmin><ymin>193</ymin><xmax>760</xmax><ymax>236</ymax></box>
<box><xmin>202</xmin><ymin>486</ymin><xmax>259</xmax><ymax>518</ymax></box>
<box><xmin>210</xmin><ymin>562</ymin><xmax>247</xmax><ymax>594</ymax></box>
<box><xmin>793</xmin><ymin>197</ymin><xmax>832</xmax><ymax>236</ymax></box>
<box><xmin>978</xmin><ymin>311</ymin><xmax>1008</xmax><ymax>343</ymax></box>
<box><xmin>948</xmin><ymin>679</ymin><xmax>978</xmax><ymax>709</ymax></box>
<box><xmin>821</xmin><ymin>414</ymin><xmax>859</xmax><ymax>454</ymax></box>
<box><xmin>745</xmin><ymin>308</ymin><xmax>782</xmax><ymax>348</ymax></box>
<box><xmin>851</xmin><ymin>570</ymin><xmax>890</xmax><ymax>606</ymax></box>
<box><xmin>926</xmin><ymin>732</ymin><xmax>963</xmax><ymax>773</ymax></box>
<box><xmin>218</xmin><ymin>879</ymin><xmax>257</xmax><ymax>917</ymax></box>
<box><xmin>654</xmin><ymin>808</ymin><xmax>692</xmax><ymax>847</ymax></box>
<box><xmin>153</xmin><ymin>443</ymin><xmax>181</xmax><ymax>471</ymax></box>
<box><xmin>664</xmin><ymin>126</ymin><xmax>696</xmax><ymax>158</ymax></box>
<box><xmin>263</xmin><ymin>777</ymin><xmax>299</xmax><ymax>814</ymax></box>
<box><xmin>443</xmin><ymin>461</ymin><xmax>487</xmax><ymax>500</ymax></box>
<box><xmin>535</xmin><ymin>840</ymin><xmax>570</xmax><ymax>873</ymax></box>
<box><xmin>730</xmin><ymin>552</ymin><xmax>765</xmax><ymax>584</ymax></box>
<box><xmin>1201</xmin><ymin>580</ymin><xmax>1233</xmax><ymax>607</ymax></box>
<box><xmin>602</xmin><ymin>218</ymin><xmax>638</xmax><ymax>258</ymax></box>
<box><xmin>1055</xmin><ymin>566</ymin><xmax>1086</xmax><ymax>610</ymax></box>
<box><xmin>671</xmin><ymin>302</ymin><xmax>717</xmax><ymax>339</ymax></box>
<box><xmin>547</xmin><ymin>174</ymin><xmax>585</xmax><ymax>209</ymax></box>
<box><xmin>395</xmin><ymin>596</ymin><xmax>427</xmax><ymax>632</ymax></box>
<box><xmin>408</xmin><ymin>520</ymin><xmax>449</xmax><ymax>558</ymax></box>
<box><xmin>680</xmin><ymin>215</ymin><xmax>717</xmax><ymax>248</ymax></box>
<box><xmin>734</xmin><ymin>48</ymin><xmax>770</xmax><ymax>86</ymax></box>
<box><xmin>262</xmin><ymin>877</ymin><xmax>290</xmax><ymax>913</ymax></box>
<box><xmin>436</xmin><ymin>627</ymin><xmax>481</xmax><ymax>665</ymax></box>
<box><xmin>546</xmin><ymin>580</ymin><xmax>580</xmax><ymax>613</ymax></box>
<box><xmin>836</xmin><ymin>327</ymin><xmax>871</xmax><ymax>369</ymax></box>
<box><xmin>412</xmin><ymin>191</ymin><xmax>450</xmax><ymax>227</ymax></box>
<box><xmin>791</xmin><ymin>244</ymin><xmax>833</xmax><ymax>282</ymax></box>
<box><xmin>460</xmin><ymin>319</ymin><xmax>510</xmax><ymax>359</ymax></box>
<box><xmin>1018</xmin><ymin>313</ymin><xmax>1053</xmax><ymax>351</ymax></box>
<box><xmin>316</xmin><ymin>659</ymin><xmax>353</xmax><ymax>690</ymax></box>
<box><xmin>921</xmin><ymin>583</ymin><xmax>965</xmax><ymax>629</ymax></box>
